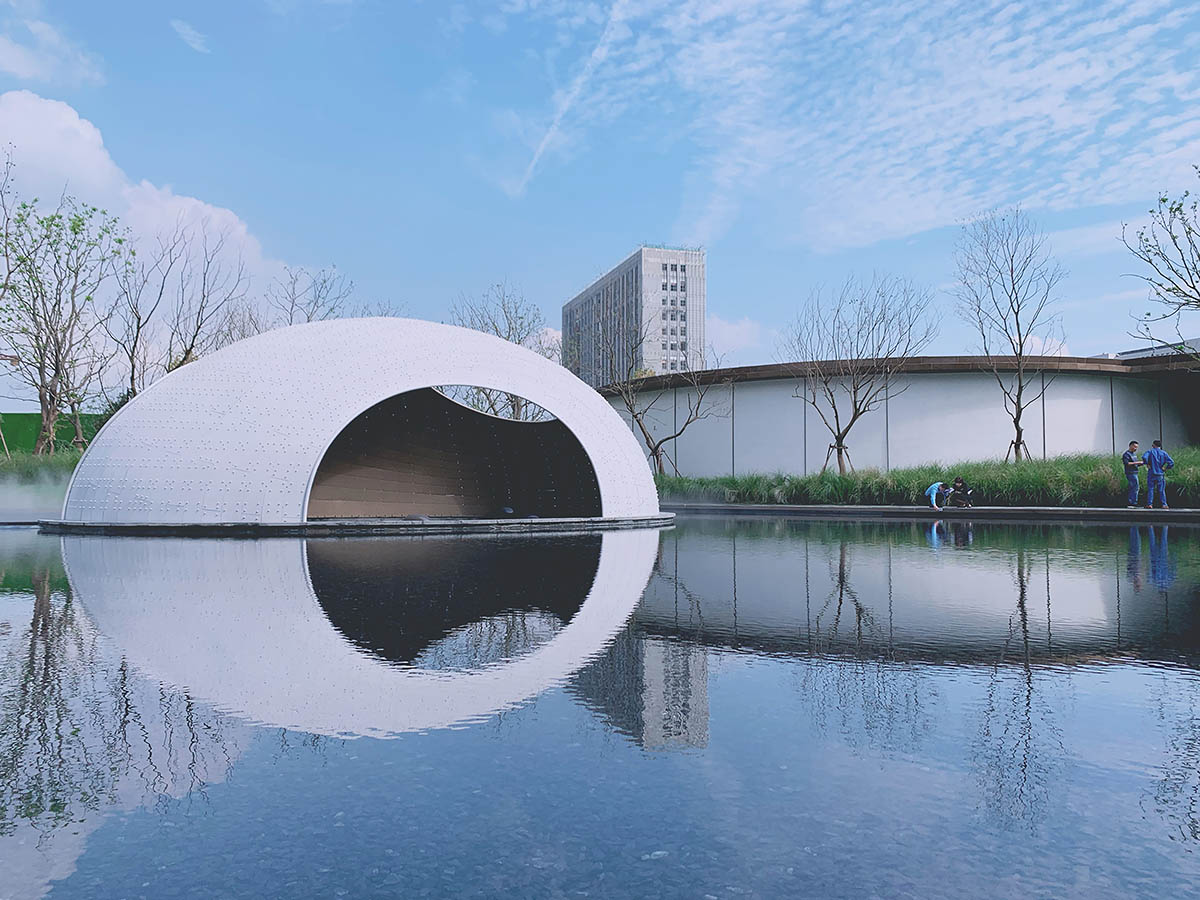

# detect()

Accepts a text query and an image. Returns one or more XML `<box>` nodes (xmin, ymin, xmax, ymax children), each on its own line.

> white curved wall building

<box><xmin>607</xmin><ymin>357</ymin><xmax>1199</xmax><ymax>476</ymax></box>
<box><xmin>62</xmin><ymin>318</ymin><xmax>660</xmax><ymax>525</ymax></box>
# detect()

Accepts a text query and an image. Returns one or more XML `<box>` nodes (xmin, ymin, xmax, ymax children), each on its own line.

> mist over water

<box><xmin>0</xmin><ymin>474</ymin><xmax>70</xmax><ymax>521</ymax></box>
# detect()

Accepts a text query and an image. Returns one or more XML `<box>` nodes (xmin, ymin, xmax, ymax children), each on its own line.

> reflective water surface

<box><xmin>3</xmin><ymin>518</ymin><xmax>1200</xmax><ymax>898</ymax></box>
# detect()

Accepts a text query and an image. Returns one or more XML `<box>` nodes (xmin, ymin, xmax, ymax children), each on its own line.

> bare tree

<box><xmin>266</xmin><ymin>264</ymin><xmax>355</xmax><ymax>326</ymax></box>
<box><xmin>212</xmin><ymin>295</ymin><xmax>270</xmax><ymax>346</ymax></box>
<box><xmin>60</xmin><ymin>311</ymin><xmax>115</xmax><ymax>448</ymax></box>
<box><xmin>0</xmin><ymin>148</ymin><xmax>14</xmax><ymax>309</ymax></box>
<box><xmin>0</xmin><ymin>188</ymin><xmax>125</xmax><ymax>453</ymax></box>
<box><xmin>955</xmin><ymin>208</ymin><xmax>1065</xmax><ymax>462</ymax></box>
<box><xmin>0</xmin><ymin>151</ymin><xmax>14</xmax><ymax>459</ymax></box>
<box><xmin>598</xmin><ymin>315</ymin><xmax>727</xmax><ymax>477</ymax></box>
<box><xmin>107</xmin><ymin>224</ymin><xmax>189</xmax><ymax>399</ymax></box>
<box><xmin>783</xmin><ymin>274</ymin><xmax>936</xmax><ymax>474</ymax></box>
<box><xmin>448</xmin><ymin>282</ymin><xmax>558</xmax><ymax>421</ymax></box>
<box><xmin>1123</xmin><ymin>167</ymin><xmax>1200</xmax><ymax>357</ymax></box>
<box><xmin>166</xmin><ymin>224</ymin><xmax>248</xmax><ymax>370</ymax></box>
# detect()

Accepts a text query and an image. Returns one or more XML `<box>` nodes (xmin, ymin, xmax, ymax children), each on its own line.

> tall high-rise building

<box><xmin>562</xmin><ymin>246</ymin><xmax>706</xmax><ymax>388</ymax></box>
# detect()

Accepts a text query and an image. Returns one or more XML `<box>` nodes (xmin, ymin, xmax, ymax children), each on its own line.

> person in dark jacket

<box><xmin>1121</xmin><ymin>440</ymin><xmax>1144</xmax><ymax>508</ymax></box>
<box><xmin>1142</xmin><ymin>440</ymin><xmax>1175</xmax><ymax>509</ymax></box>
<box><xmin>948</xmin><ymin>476</ymin><xmax>973</xmax><ymax>507</ymax></box>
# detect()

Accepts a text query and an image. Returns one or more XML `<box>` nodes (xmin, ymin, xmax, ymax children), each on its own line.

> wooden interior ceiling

<box><xmin>307</xmin><ymin>388</ymin><xmax>602</xmax><ymax>519</ymax></box>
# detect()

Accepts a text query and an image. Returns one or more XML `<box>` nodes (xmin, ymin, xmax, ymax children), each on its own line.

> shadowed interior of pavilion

<box><xmin>306</xmin><ymin>388</ymin><xmax>602</xmax><ymax>520</ymax></box>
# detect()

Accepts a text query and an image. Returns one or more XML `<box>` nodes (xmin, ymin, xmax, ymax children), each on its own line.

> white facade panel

<box><xmin>673</xmin><ymin>383</ymin><xmax>733</xmax><ymax>477</ymax></box>
<box><xmin>1043</xmin><ymin>373</ymin><xmax>1114</xmax><ymax>457</ymax></box>
<box><xmin>886</xmin><ymin>373</ymin><xmax>1044</xmax><ymax>467</ymax></box>
<box><xmin>732</xmin><ymin>380</ymin><xmax>805</xmax><ymax>474</ymax></box>
<box><xmin>1113</xmin><ymin>377</ymin><xmax>1163</xmax><ymax>451</ymax></box>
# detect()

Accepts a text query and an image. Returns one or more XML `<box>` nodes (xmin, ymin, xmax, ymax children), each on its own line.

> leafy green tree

<box><xmin>0</xmin><ymin>159</ymin><xmax>125</xmax><ymax>453</ymax></box>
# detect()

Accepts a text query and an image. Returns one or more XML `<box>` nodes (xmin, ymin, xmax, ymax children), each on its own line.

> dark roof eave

<box><xmin>596</xmin><ymin>354</ymin><xmax>1199</xmax><ymax>395</ymax></box>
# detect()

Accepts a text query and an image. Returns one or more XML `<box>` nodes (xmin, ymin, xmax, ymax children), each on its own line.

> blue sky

<box><xmin>2</xmin><ymin>0</ymin><xmax>1200</xmax><ymax>384</ymax></box>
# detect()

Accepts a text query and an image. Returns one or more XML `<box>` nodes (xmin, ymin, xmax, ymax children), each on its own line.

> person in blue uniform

<box><xmin>1141</xmin><ymin>440</ymin><xmax>1175</xmax><ymax>510</ymax></box>
<box><xmin>925</xmin><ymin>481</ymin><xmax>950</xmax><ymax>510</ymax></box>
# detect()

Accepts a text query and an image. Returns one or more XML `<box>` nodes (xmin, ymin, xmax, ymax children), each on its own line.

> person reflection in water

<box><xmin>1127</xmin><ymin>527</ymin><xmax>1143</xmax><ymax>593</ymax></box>
<box><xmin>1149</xmin><ymin>526</ymin><xmax>1174</xmax><ymax>591</ymax></box>
<box><xmin>949</xmin><ymin>521</ymin><xmax>974</xmax><ymax>548</ymax></box>
<box><xmin>927</xmin><ymin>520</ymin><xmax>945</xmax><ymax>549</ymax></box>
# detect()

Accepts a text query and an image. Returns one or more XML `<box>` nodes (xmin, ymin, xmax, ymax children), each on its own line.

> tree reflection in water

<box><xmin>0</xmin><ymin>560</ymin><xmax>244</xmax><ymax>847</ymax></box>
<box><xmin>632</xmin><ymin>519</ymin><xmax>1200</xmax><ymax>842</ymax></box>
<box><xmin>798</xmin><ymin>538</ymin><xmax>934</xmax><ymax>756</ymax></box>
<box><xmin>972</xmin><ymin>546</ymin><xmax>1065</xmax><ymax>831</ymax></box>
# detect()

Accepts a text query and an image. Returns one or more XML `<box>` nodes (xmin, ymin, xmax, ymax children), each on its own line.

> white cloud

<box><xmin>0</xmin><ymin>89</ymin><xmax>280</xmax><ymax>292</ymax></box>
<box><xmin>0</xmin><ymin>90</ymin><xmax>294</xmax><ymax>409</ymax></box>
<box><xmin>486</xmin><ymin>0</ymin><xmax>1200</xmax><ymax>248</ymax></box>
<box><xmin>0</xmin><ymin>16</ymin><xmax>102</xmax><ymax>83</ymax></box>
<box><xmin>706</xmin><ymin>313</ymin><xmax>767</xmax><ymax>365</ymax></box>
<box><xmin>170</xmin><ymin>19</ymin><xmax>210</xmax><ymax>54</ymax></box>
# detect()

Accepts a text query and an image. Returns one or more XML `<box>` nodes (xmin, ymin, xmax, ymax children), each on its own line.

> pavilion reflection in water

<box><xmin>60</xmin><ymin>529</ymin><xmax>659</xmax><ymax>738</ymax></box>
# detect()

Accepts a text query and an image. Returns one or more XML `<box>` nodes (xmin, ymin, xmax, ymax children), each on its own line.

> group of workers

<box><xmin>1122</xmin><ymin>439</ymin><xmax>1176</xmax><ymax>509</ymax></box>
<box><xmin>921</xmin><ymin>439</ymin><xmax>1177</xmax><ymax>511</ymax></box>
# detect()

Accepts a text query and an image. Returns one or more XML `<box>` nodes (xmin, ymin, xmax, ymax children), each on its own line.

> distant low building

<box><xmin>562</xmin><ymin>245</ymin><xmax>706</xmax><ymax>388</ymax></box>
<box><xmin>602</xmin><ymin>354</ymin><xmax>1199</xmax><ymax>475</ymax></box>
<box><xmin>1111</xmin><ymin>337</ymin><xmax>1200</xmax><ymax>360</ymax></box>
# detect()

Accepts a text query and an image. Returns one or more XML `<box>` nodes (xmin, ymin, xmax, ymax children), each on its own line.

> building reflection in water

<box><xmin>4</xmin><ymin>517</ymin><xmax>1200</xmax><ymax>888</ymax></box>
<box><xmin>577</xmin><ymin>518</ymin><xmax>1200</xmax><ymax>834</ymax></box>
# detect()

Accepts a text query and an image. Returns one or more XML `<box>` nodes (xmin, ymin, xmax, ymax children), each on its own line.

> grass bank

<box><xmin>0</xmin><ymin>449</ymin><xmax>83</xmax><ymax>483</ymax></box>
<box><xmin>656</xmin><ymin>448</ymin><xmax>1200</xmax><ymax>508</ymax></box>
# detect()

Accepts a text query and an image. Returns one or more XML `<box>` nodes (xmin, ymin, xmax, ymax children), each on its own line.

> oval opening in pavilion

<box><xmin>305</xmin><ymin>387</ymin><xmax>602</xmax><ymax>520</ymax></box>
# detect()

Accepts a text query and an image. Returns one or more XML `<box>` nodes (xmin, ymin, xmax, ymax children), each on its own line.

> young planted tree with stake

<box><xmin>955</xmin><ymin>208</ymin><xmax>1065</xmax><ymax>461</ymax></box>
<box><xmin>595</xmin><ymin>314</ymin><xmax>726</xmax><ymax>477</ymax></box>
<box><xmin>783</xmin><ymin>274</ymin><xmax>936</xmax><ymax>475</ymax></box>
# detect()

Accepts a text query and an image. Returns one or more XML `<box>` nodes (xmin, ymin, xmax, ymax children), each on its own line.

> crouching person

<box><xmin>948</xmin><ymin>476</ymin><xmax>973</xmax><ymax>508</ymax></box>
<box><xmin>925</xmin><ymin>481</ymin><xmax>951</xmax><ymax>511</ymax></box>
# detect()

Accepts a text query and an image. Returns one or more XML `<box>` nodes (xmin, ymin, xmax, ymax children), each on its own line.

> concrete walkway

<box><xmin>661</xmin><ymin>502</ymin><xmax>1200</xmax><ymax>524</ymax></box>
<box><xmin>34</xmin><ymin>513</ymin><xmax>675</xmax><ymax>537</ymax></box>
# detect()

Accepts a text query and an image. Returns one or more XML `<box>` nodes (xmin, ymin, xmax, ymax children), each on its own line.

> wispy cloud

<box><xmin>481</xmin><ymin>0</ymin><xmax>1200</xmax><ymax>248</ymax></box>
<box><xmin>0</xmin><ymin>16</ymin><xmax>102</xmax><ymax>84</ymax></box>
<box><xmin>1047</xmin><ymin>220</ymin><xmax>1127</xmax><ymax>258</ymax></box>
<box><xmin>506</xmin><ymin>0</ymin><xmax>630</xmax><ymax>197</ymax></box>
<box><xmin>170</xmin><ymin>19</ymin><xmax>210</xmax><ymax>54</ymax></box>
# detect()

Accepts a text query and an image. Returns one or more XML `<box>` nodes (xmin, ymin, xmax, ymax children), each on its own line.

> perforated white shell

<box><xmin>63</xmin><ymin>318</ymin><xmax>658</xmax><ymax>523</ymax></box>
